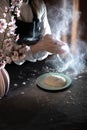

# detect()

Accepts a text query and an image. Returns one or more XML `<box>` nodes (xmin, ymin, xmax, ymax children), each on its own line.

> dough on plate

<box><xmin>44</xmin><ymin>75</ymin><xmax>66</xmax><ymax>87</ymax></box>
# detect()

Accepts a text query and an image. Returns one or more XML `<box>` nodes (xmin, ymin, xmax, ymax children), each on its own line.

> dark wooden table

<box><xmin>0</xmin><ymin>55</ymin><xmax>87</xmax><ymax>130</ymax></box>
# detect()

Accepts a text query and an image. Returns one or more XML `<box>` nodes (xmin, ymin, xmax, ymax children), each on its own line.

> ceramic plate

<box><xmin>36</xmin><ymin>72</ymin><xmax>72</xmax><ymax>91</ymax></box>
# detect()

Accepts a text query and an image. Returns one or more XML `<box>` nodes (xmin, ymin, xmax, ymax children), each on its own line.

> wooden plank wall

<box><xmin>44</xmin><ymin>0</ymin><xmax>87</xmax><ymax>42</ymax></box>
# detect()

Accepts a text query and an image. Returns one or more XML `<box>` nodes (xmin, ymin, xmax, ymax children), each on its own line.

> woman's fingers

<box><xmin>42</xmin><ymin>34</ymin><xmax>69</xmax><ymax>54</ymax></box>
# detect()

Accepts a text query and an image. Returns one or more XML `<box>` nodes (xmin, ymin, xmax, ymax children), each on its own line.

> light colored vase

<box><xmin>0</xmin><ymin>62</ymin><xmax>10</xmax><ymax>98</ymax></box>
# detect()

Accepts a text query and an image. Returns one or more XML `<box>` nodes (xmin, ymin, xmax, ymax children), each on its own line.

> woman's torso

<box><xmin>15</xmin><ymin>0</ymin><xmax>44</xmax><ymax>45</ymax></box>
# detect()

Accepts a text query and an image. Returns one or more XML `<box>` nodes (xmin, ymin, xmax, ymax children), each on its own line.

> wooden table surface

<box><xmin>0</xmin><ymin>55</ymin><xmax>87</xmax><ymax>130</ymax></box>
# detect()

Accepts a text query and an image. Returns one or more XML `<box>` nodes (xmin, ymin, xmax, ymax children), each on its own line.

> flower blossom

<box><xmin>14</xmin><ymin>7</ymin><xmax>20</xmax><ymax>17</ymax></box>
<box><xmin>3</xmin><ymin>38</ymin><xmax>13</xmax><ymax>52</ymax></box>
<box><xmin>7</xmin><ymin>16</ymin><xmax>17</xmax><ymax>37</ymax></box>
<box><xmin>11</xmin><ymin>0</ymin><xmax>23</xmax><ymax>8</ymax></box>
<box><xmin>0</xmin><ymin>19</ymin><xmax>7</xmax><ymax>33</ymax></box>
<box><xmin>8</xmin><ymin>16</ymin><xmax>17</xmax><ymax>30</ymax></box>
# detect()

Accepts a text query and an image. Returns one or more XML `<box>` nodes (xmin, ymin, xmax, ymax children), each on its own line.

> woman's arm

<box><xmin>0</xmin><ymin>0</ymin><xmax>67</xmax><ymax>65</ymax></box>
<box><xmin>39</xmin><ymin>0</ymin><xmax>51</xmax><ymax>35</ymax></box>
<box><xmin>42</xmin><ymin>3</ymin><xmax>51</xmax><ymax>35</ymax></box>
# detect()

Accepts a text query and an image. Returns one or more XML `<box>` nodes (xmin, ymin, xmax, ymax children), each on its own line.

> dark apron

<box><xmin>15</xmin><ymin>1</ymin><xmax>43</xmax><ymax>45</ymax></box>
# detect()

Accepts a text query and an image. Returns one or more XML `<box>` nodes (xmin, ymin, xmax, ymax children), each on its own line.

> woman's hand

<box><xmin>39</xmin><ymin>34</ymin><xmax>68</xmax><ymax>54</ymax></box>
<box><xmin>30</xmin><ymin>34</ymin><xmax>69</xmax><ymax>56</ymax></box>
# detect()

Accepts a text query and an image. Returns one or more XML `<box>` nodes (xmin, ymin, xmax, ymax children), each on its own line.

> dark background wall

<box><xmin>44</xmin><ymin>0</ymin><xmax>87</xmax><ymax>41</ymax></box>
<box><xmin>79</xmin><ymin>0</ymin><xmax>87</xmax><ymax>41</ymax></box>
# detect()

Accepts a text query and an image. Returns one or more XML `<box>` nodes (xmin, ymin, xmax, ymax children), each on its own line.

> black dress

<box><xmin>15</xmin><ymin>1</ymin><xmax>43</xmax><ymax>45</ymax></box>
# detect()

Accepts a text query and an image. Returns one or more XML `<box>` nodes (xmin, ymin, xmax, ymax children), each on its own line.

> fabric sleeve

<box><xmin>25</xmin><ymin>46</ymin><xmax>50</xmax><ymax>62</ymax></box>
<box><xmin>40</xmin><ymin>1</ymin><xmax>51</xmax><ymax>35</ymax></box>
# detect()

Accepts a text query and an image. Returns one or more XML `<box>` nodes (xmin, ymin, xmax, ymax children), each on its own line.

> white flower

<box><xmin>15</xmin><ymin>7</ymin><xmax>20</xmax><ymax>17</ymax></box>
<box><xmin>7</xmin><ymin>30</ymin><xmax>16</xmax><ymax>37</ymax></box>
<box><xmin>8</xmin><ymin>21</ymin><xmax>17</xmax><ymax>31</ymax></box>
<box><xmin>0</xmin><ymin>19</ymin><xmax>7</xmax><ymax>33</ymax></box>
<box><xmin>11</xmin><ymin>0</ymin><xmax>23</xmax><ymax>8</ymax></box>
<box><xmin>3</xmin><ymin>38</ymin><xmax>13</xmax><ymax>51</ymax></box>
<box><xmin>3</xmin><ymin>13</ymin><xmax>6</xmax><ymax>18</ymax></box>
<box><xmin>5</xmin><ymin>6</ymin><xmax>9</xmax><ymax>13</ymax></box>
<box><xmin>8</xmin><ymin>16</ymin><xmax>17</xmax><ymax>31</ymax></box>
<box><xmin>7</xmin><ymin>16</ymin><xmax>17</xmax><ymax>37</ymax></box>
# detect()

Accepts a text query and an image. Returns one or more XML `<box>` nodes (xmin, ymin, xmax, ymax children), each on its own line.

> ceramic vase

<box><xmin>0</xmin><ymin>62</ymin><xmax>10</xmax><ymax>98</ymax></box>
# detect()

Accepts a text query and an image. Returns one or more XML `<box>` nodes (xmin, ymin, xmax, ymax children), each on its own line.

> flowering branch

<box><xmin>0</xmin><ymin>0</ymin><xmax>28</xmax><ymax>64</ymax></box>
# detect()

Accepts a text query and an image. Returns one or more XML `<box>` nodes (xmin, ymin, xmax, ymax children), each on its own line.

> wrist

<box><xmin>30</xmin><ymin>41</ymin><xmax>44</xmax><ymax>54</ymax></box>
<box><xmin>25</xmin><ymin>46</ymin><xmax>36</xmax><ymax>62</ymax></box>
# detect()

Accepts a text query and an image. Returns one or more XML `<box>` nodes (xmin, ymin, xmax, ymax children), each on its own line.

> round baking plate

<box><xmin>36</xmin><ymin>72</ymin><xmax>72</xmax><ymax>91</ymax></box>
